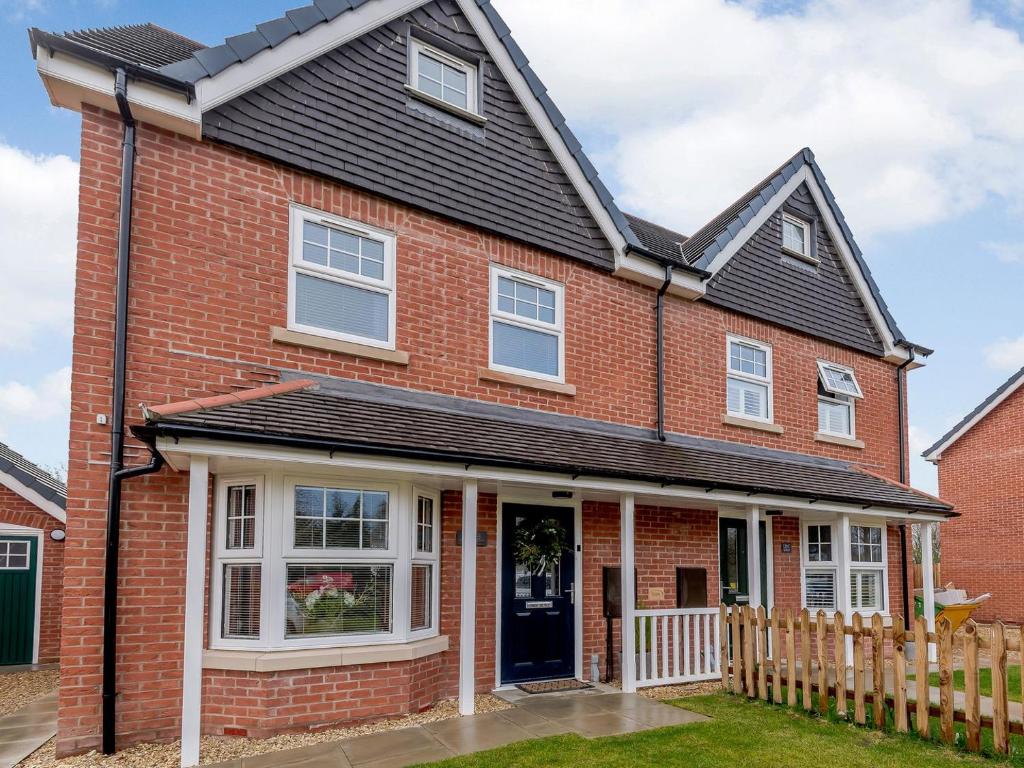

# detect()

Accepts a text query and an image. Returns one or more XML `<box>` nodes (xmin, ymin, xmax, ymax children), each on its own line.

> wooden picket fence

<box><xmin>720</xmin><ymin>604</ymin><xmax>1023</xmax><ymax>755</ymax></box>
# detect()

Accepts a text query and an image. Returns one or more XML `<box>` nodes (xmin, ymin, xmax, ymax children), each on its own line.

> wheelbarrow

<box><xmin>914</xmin><ymin>586</ymin><xmax>991</xmax><ymax>633</ymax></box>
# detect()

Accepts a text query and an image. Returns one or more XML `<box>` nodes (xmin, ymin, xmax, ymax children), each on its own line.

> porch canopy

<box><xmin>133</xmin><ymin>376</ymin><xmax>953</xmax><ymax>767</ymax></box>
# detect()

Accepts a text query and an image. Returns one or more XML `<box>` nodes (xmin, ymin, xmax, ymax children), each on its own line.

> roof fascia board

<box><xmin>35</xmin><ymin>45</ymin><xmax>201</xmax><ymax>139</ymax></box>
<box><xmin>196</xmin><ymin>0</ymin><xmax>424</xmax><ymax>111</ymax></box>
<box><xmin>154</xmin><ymin>436</ymin><xmax>950</xmax><ymax>521</ymax></box>
<box><xmin>923</xmin><ymin>370</ymin><xmax>1024</xmax><ymax>462</ymax></box>
<box><xmin>614</xmin><ymin>250</ymin><xmax>705</xmax><ymax>299</ymax></box>
<box><xmin>0</xmin><ymin>470</ymin><xmax>67</xmax><ymax>524</ymax></box>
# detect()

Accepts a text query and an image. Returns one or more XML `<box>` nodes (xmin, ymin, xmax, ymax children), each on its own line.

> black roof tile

<box><xmin>60</xmin><ymin>23</ymin><xmax>204</xmax><ymax>69</ymax></box>
<box><xmin>0</xmin><ymin>442</ymin><xmax>66</xmax><ymax>511</ymax></box>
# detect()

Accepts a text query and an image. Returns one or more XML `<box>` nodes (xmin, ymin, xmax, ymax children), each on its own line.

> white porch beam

<box><xmin>458</xmin><ymin>479</ymin><xmax>478</xmax><ymax>716</ymax></box>
<box><xmin>620</xmin><ymin>493</ymin><xmax>637</xmax><ymax>693</ymax></box>
<box><xmin>921</xmin><ymin>522</ymin><xmax>937</xmax><ymax>662</ymax></box>
<box><xmin>747</xmin><ymin>506</ymin><xmax>762</xmax><ymax>610</ymax></box>
<box><xmin>180</xmin><ymin>455</ymin><xmax>209</xmax><ymax>768</ymax></box>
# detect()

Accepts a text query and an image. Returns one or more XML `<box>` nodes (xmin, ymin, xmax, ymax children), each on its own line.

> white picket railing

<box><xmin>633</xmin><ymin>607</ymin><xmax>722</xmax><ymax>687</ymax></box>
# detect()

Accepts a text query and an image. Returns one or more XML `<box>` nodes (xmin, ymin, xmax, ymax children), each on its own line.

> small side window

<box><xmin>781</xmin><ymin>213</ymin><xmax>814</xmax><ymax>261</ymax></box>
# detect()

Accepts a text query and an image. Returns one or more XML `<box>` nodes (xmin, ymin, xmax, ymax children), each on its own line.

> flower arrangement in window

<box><xmin>285</xmin><ymin>566</ymin><xmax>392</xmax><ymax>637</ymax></box>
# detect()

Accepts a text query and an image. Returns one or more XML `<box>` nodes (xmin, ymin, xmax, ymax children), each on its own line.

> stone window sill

<box><xmin>721</xmin><ymin>414</ymin><xmax>784</xmax><ymax>434</ymax></box>
<box><xmin>478</xmin><ymin>367</ymin><xmax>576</xmax><ymax>396</ymax></box>
<box><xmin>815</xmin><ymin>432</ymin><xmax>865</xmax><ymax>449</ymax></box>
<box><xmin>203</xmin><ymin>635</ymin><xmax>449</xmax><ymax>672</ymax></box>
<box><xmin>271</xmin><ymin>327</ymin><xmax>410</xmax><ymax>366</ymax></box>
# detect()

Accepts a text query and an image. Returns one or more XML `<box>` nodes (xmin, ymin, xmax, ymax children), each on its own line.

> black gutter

<box><xmin>895</xmin><ymin>347</ymin><xmax>916</xmax><ymax>624</ymax></box>
<box><xmin>133</xmin><ymin>421</ymin><xmax>954</xmax><ymax>515</ymax></box>
<box><xmin>101</xmin><ymin>69</ymin><xmax>166</xmax><ymax>757</ymax></box>
<box><xmin>655</xmin><ymin>264</ymin><xmax>673</xmax><ymax>441</ymax></box>
<box><xmin>623</xmin><ymin>242</ymin><xmax>710</xmax><ymax>279</ymax></box>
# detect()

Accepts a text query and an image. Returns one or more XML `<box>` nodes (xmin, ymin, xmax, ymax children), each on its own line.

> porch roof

<box><xmin>134</xmin><ymin>379</ymin><xmax>953</xmax><ymax>516</ymax></box>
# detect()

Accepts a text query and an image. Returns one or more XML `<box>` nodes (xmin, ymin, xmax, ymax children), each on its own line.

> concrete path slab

<box><xmin>0</xmin><ymin>692</ymin><xmax>57</xmax><ymax>768</ymax></box>
<box><xmin>205</xmin><ymin>691</ymin><xmax>711</xmax><ymax>768</ymax></box>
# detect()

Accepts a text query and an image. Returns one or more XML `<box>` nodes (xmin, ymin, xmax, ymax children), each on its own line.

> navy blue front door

<box><xmin>500</xmin><ymin>504</ymin><xmax>575</xmax><ymax>684</ymax></box>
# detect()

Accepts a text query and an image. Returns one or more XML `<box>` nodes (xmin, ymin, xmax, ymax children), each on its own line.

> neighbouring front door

<box><xmin>500</xmin><ymin>504</ymin><xmax>575</xmax><ymax>684</ymax></box>
<box><xmin>719</xmin><ymin>518</ymin><xmax>767</xmax><ymax>607</ymax></box>
<box><xmin>0</xmin><ymin>535</ymin><xmax>38</xmax><ymax>666</ymax></box>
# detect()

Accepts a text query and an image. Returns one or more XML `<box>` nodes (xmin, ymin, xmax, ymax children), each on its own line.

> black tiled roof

<box><xmin>0</xmin><ymin>442</ymin><xmax>67</xmax><ymax>510</ymax></box>
<box><xmin>624</xmin><ymin>214</ymin><xmax>688</xmax><ymax>263</ymax></box>
<box><xmin>137</xmin><ymin>385</ymin><xmax>951</xmax><ymax>515</ymax></box>
<box><xmin>62</xmin><ymin>23</ymin><xmax>204</xmax><ymax>69</ymax></box>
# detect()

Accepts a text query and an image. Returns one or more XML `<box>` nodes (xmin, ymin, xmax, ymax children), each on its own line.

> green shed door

<box><xmin>0</xmin><ymin>535</ymin><xmax>38</xmax><ymax>665</ymax></box>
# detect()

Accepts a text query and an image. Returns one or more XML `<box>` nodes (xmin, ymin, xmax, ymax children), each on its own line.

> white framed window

<box><xmin>409</xmin><ymin>38</ymin><xmax>478</xmax><ymax>114</ymax></box>
<box><xmin>211</xmin><ymin>475</ymin><xmax>441</xmax><ymax>651</ymax></box>
<box><xmin>817</xmin><ymin>362</ymin><xmax>861</xmax><ymax>439</ymax></box>
<box><xmin>288</xmin><ymin>205</ymin><xmax>397</xmax><ymax>350</ymax></box>
<box><xmin>801</xmin><ymin>521</ymin><xmax>836</xmax><ymax>612</ymax></box>
<box><xmin>726</xmin><ymin>336</ymin><xmax>773</xmax><ymax>422</ymax></box>
<box><xmin>782</xmin><ymin>212</ymin><xmax>813</xmax><ymax>261</ymax></box>
<box><xmin>489</xmin><ymin>265</ymin><xmax>565</xmax><ymax>382</ymax></box>
<box><xmin>0</xmin><ymin>540</ymin><xmax>30</xmax><ymax>570</ymax></box>
<box><xmin>849</xmin><ymin>524</ymin><xmax>886</xmax><ymax>612</ymax></box>
<box><xmin>817</xmin><ymin>361</ymin><xmax>863</xmax><ymax>398</ymax></box>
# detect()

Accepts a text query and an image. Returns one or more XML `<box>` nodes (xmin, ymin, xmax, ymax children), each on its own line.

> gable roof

<box><xmin>62</xmin><ymin>23</ymin><xmax>205</xmax><ymax>68</ymax></box>
<box><xmin>0</xmin><ymin>442</ymin><xmax>67</xmax><ymax>523</ymax></box>
<box><xmin>136</xmin><ymin>377</ymin><xmax>952</xmax><ymax>516</ymax></box>
<box><xmin>624</xmin><ymin>214</ymin><xmax>688</xmax><ymax>264</ymax></box>
<box><xmin>923</xmin><ymin>366</ymin><xmax>1024</xmax><ymax>463</ymax></box>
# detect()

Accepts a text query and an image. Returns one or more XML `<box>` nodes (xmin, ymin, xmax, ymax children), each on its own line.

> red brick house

<box><xmin>30</xmin><ymin>1</ymin><xmax>953</xmax><ymax>764</ymax></box>
<box><xmin>924</xmin><ymin>367</ymin><xmax>1024</xmax><ymax>623</ymax></box>
<box><xmin>0</xmin><ymin>442</ymin><xmax>66</xmax><ymax>666</ymax></box>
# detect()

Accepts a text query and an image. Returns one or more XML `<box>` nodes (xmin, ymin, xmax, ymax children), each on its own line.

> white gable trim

<box><xmin>924</xmin><ymin>373</ymin><xmax>1024</xmax><ymax>463</ymax></box>
<box><xmin>702</xmin><ymin>165</ymin><xmax>909</xmax><ymax>364</ymax></box>
<box><xmin>0</xmin><ymin>470</ymin><xmax>67</xmax><ymax>524</ymax></box>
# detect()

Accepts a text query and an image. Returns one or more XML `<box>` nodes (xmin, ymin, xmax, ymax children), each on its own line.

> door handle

<box><xmin>564</xmin><ymin>584</ymin><xmax>575</xmax><ymax>604</ymax></box>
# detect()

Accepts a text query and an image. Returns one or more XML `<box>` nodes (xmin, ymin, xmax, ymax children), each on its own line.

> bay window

<box><xmin>211</xmin><ymin>475</ymin><xmax>441</xmax><ymax>651</ymax></box>
<box><xmin>801</xmin><ymin>520</ymin><xmax>887</xmax><ymax>615</ymax></box>
<box><xmin>802</xmin><ymin>522</ymin><xmax>836</xmax><ymax>611</ymax></box>
<box><xmin>849</xmin><ymin>524</ymin><xmax>885</xmax><ymax>613</ymax></box>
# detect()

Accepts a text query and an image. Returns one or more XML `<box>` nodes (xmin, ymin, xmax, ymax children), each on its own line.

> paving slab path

<box><xmin>0</xmin><ymin>692</ymin><xmax>57</xmax><ymax>768</ymax></box>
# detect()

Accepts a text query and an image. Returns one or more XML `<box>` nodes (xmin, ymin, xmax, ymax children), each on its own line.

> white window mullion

<box><xmin>394</xmin><ymin>482</ymin><xmax>414</xmax><ymax>640</ymax></box>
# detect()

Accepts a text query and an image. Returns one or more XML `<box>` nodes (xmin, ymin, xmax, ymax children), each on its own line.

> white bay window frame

<box><xmin>849</xmin><ymin>523</ymin><xmax>887</xmax><ymax>615</ymax></box>
<box><xmin>488</xmin><ymin>264</ymin><xmax>565</xmax><ymax>384</ymax></box>
<box><xmin>726</xmin><ymin>335</ymin><xmax>773</xmax><ymax>423</ymax></box>
<box><xmin>410</xmin><ymin>488</ymin><xmax>441</xmax><ymax>640</ymax></box>
<box><xmin>210</xmin><ymin>473</ymin><xmax>441</xmax><ymax>652</ymax></box>
<box><xmin>799</xmin><ymin>518</ymin><xmax>888</xmax><ymax>617</ymax></box>
<box><xmin>800</xmin><ymin>520</ymin><xmax>837</xmax><ymax>613</ymax></box>
<box><xmin>287</xmin><ymin>204</ymin><xmax>397</xmax><ymax>350</ymax></box>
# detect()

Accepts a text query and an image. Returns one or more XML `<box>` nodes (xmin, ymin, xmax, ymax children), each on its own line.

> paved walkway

<box><xmin>0</xmin><ymin>692</ymin><xmax>58</xmax><ymax>768</ymax></box>
<box><xmin>207</xmin><ymin>689</ymin><xmax>709</xmax><ymax>768</ymax></box>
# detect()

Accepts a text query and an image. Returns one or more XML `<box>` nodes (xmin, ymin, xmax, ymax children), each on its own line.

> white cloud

<box><xmin>496</xmin><ymin>0</ymin><xmax>1024</xmax><ymax>239</ymax></box>
<box><xmin>984</xmin><ymin>335</ymin><xmax>1024</xmax><ymax>370</ymax></box>
<box><xmin>0</xmin><ymin>144</ymin><xmax>78</xmax><ymax>350</ymax></box>
<box><xmin>984</xmin><ymin>241</ymin><xmax>1024</xmax><ymax>263</ymax></box>
<box><xmin>0</xmin><ymin>366</ymin><xmax>71</xmax><ymax>426</ymax></box>
<box><xmin>908</xmin><ymin>424</ymin><xmax>935</xmax><ymax>457</ymax></box>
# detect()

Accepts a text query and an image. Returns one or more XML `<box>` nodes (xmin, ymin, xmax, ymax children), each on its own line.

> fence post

<box><xmin>732</xmin><ymin>606</ymin><xmax>743</xmax><ymax>696</ymax></box>
<box><xmin>938</xmin><ymin>617</ymin><xmax>953</xmax><ymax>744</ymax></box>
<box><xmin>893</xmin><ymin>615</ymin><xmax>908</xmax><ymax>733</ymax></box>
<box><xmin>720</xmin><ymin>604</ymin><xmax>729</xmax><ymax>689</ymax></box>
<box><xmin>992</xmin><ymin>621</ymin><xmax>1009</xmax><ymax>754</ymax></box>
<box><xmin>834</xmin><ymin>611</ymin><xmax>847</xmax><ymax>718</ymax></box>
<box><xmin>786</xmin><ymin>609</ymin><xmax>797</xmax><ymax>707</ymax></box>
<box><xmin>800</xmin><ymin>608</ymin><xmax>812</xmax><ymax>711</ymax></box>
<box><xmin>914</xmin><ymin>616</ymin><xmax>929</xmax><ymax>737</ymax></box>
<box><xmin>757</xmin><ymin>606</ymin><xmax>768</xmax><ymax>701</ymax></box>
<box><xmin>771</xmin><ymin>607</ymin><xmax>782</xmax><ymax>704</ymax></box>
<box><xmin>963</xmin><ymin>620</ymin><xmax>980</xmax><ymax>752</ymax></box>
<box><xmin>872</xmin><ymin>613</ymin><xmax>885</xmax><ymax>730</ymax></box>
<box><xmin>816</xmin><ymin>611</ymin><xmax>828</xmax><ymax>713</ymax></box>
<box><xmin>852</xmin><ymin>612</ymin><xmax>866</xmax><ymax>725</ymax></box>
<box><xmin>744</xmin><ymin>607</ymin><xmax>756</xmax><ymax>698</ymax></box>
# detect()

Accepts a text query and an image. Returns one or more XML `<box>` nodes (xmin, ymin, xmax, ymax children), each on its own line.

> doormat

<box><xmin>516</xmin><ymin>679</ymin><xmax>593</xmax><ymax>694</ymax></box>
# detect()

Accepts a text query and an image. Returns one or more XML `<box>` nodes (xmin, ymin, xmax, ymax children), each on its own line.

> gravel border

<box><xmin>0</xmin><ymin>668</ymin><xmax>59</xmax><ymax>718</ymax></box>
<box><xmin>18</xmin><ymin>694</ymin><xmax>510</xmax><ymax>768</ymax></box>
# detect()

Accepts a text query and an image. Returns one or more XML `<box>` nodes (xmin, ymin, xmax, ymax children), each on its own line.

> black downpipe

<box><xmin>656</xmin><ymin>265</ymin><xmax>674</xmax><ymax>442</ymax></box>
<box><xmin>102</xmin><ymin>69</ymin><xmax>164</xmax><ymax>756</ymax></box>
<box><xmin>896</xmin><ymin>348</ymin><xmax>916</xmax><ymax>624</ymax></box>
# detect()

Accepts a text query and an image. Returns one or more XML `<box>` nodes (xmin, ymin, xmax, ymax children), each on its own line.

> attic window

<box><xmin>782</xmin><ymin>213</ymin><xmax>814</xmax><ymax>262</ymax></box>
<box><xmin>410</xmin><ymin>39</ymin><xmax>478</xmax><ymax>117</ymax></box>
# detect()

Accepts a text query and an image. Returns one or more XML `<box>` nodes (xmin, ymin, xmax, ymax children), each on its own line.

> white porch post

<box><xmin>620</xmin><ymin>493</ymin><xmax>636</xmax><ymax>693</ymax></box>
<box><xmin>921</xmin><ymin>522</ymin><xmax>937</xmax><ymax>662</ymax></box>
<box><xmin>458</xmin><ymin>479</ymin><xmax>478</xmax><ymax>716</ymax></box>
<box><xmin>747</xmin><ymin>506</ymin><xmax>762</xmax><ymax>610</ymax></box>
<box><xmin>180</xmin><ymin>455</ymin><xmax>208</xmax><ymax>768</ymax></box>
<box><xmin>837</xmin><ymin>513</ymin><xmax>854</xmax><ymax>660</ymax></box>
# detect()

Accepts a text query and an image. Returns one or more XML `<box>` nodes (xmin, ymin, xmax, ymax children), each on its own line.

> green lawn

<box><xmin>415</xmin><ymin>694</ymin><xmax>1006</xmax><ymax>767</ymax></box>
<box><xmin>910</xmin><ymin>666</ymin><xmax>1022</xmax><ymax>703</ymax></box>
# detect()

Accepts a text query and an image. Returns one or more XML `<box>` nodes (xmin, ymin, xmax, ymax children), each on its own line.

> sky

<box><xmin>0</xmin><ymin>0</ymin><xmax>1022</xmax><ymax>492</ymax></box>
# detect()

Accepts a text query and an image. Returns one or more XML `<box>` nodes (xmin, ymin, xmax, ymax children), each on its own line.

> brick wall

<box><xmin>0</xmin><ymin>485</ymin><xmax>65</xmax><ymax>663</ymax></box>
<box><xmin>60</xmin><ymin>104</ymin><xmax>912</xmax><ymax>751</ymax></box>
<box><xmin>938</xmin><ymin>384</ymin><xmax>1024</xmax><ymax>623</ymax></box>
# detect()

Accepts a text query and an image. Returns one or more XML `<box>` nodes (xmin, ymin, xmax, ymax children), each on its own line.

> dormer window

<box><xmin>782</xmin><ymin>213</ymin><xmax>813</xmax><ymax>261</ymax></box>
<box><xmin>410</xmin><ymin>38</ymin><xmax>478</xmax><ymax>116</ymax></box>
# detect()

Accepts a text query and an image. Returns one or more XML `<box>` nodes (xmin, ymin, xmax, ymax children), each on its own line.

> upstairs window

<box><xmin>817</xmin><ymin>362</ymin><xmax>862</xmax><ymax>438</ymax></box>
<box><xmin>726</xmin><ymin>336</ymin><xmax>773</xmax><ymax>422</ymax></box>
<box><xmin>410</xmin><ymin>38</ymin><xmax>478</xmax><ymax>115</ymax></box>
<box><xmin>288</xmin><ymin>205</ymin><xmax>396</xmax><ymax>349</ymax></box>
<box><xmin>782</xmin><ymin>213</ymin><xmax>813</xmax><ymax>261</ymax></box>
<box><xmin>489</xmin><ymin>265</ymin><xmax>564</xmax><ymax>382</ymax></box>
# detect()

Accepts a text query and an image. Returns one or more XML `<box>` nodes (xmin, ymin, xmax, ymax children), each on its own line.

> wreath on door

<box><xmin>513</xmin><ymin>517</ymin><xmax>568</xmax><ymax>574</ymax></box>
